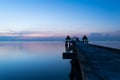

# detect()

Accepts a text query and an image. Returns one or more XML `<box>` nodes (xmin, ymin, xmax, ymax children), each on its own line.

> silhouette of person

<box><xmin>82</xmin><ymin>35</ymin><xmax>88</xmax><ymax>44</ymax></box>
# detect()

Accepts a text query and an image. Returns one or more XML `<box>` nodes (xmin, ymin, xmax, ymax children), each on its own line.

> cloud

<box><xmin>0</xmin><ymin>31</ymin><xmax>65</xmax><ymax>41</ymax></box>
<box><xmin>0</xmin><ymin>31</ymin><xmax>18</xmax><ymax>36</ymax></box>
<box><xmin>0</xmin><ymin>31</ymin><xmax>59</xmax><ymax>37</ymax></box>
<box><xmin>88</xmin><ymin>31</ymin><xmax>120</xmax><ymax>41</ymax></box>
<box><xmin>108</xmin><ymin>30</ymin><xmax>120</xmax><ymax>36</ymax></box>
<box><xmin>0</xmin><ymin>30</ymin><xmax>119</xmax><ymax>41</ymax></box>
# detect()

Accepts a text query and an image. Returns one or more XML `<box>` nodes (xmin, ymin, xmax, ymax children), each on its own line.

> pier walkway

<box><xmin>77</xmin><ymin>42</ymin><xmax>120</xmax><ymax>80</ymax></box>
<box><xmin>63</xmin><ymin>39</ymin><xmax>120</xmax><ymax>80</ymax></box>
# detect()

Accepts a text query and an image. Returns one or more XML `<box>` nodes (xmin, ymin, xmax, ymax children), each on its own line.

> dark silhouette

<box><xmin>76</xmin><ymin>37</ymin><xmax>79</xmax><ymax>42</ymax></box>
<box><xmin>63</xmin><ymin>38</ymin><xmax>83</xmax><ymax>80</ymax></box>
<box><xmin>65</xmin><ymin>35</ymin><xmax>71</xmax><ymax>52</ymax></box>
<box><xmin>82</xmin><ymin>35</ymin><xmax>88</xmax><ymax>44</ymax></box>
<box><xmin>66</xmin><ymin>35</ymin><xmax>71</xmax><ymax>40</ymax></box>
<box><xmin>63</xmin><ymin>36</ymin><xmax>120</xmax><ymax>80</ymax></box>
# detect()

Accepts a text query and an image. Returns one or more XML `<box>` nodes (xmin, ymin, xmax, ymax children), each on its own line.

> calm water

<box><xmin>90</xmin><ymin>41</ymin><xmax>120</xmax><ymax>49</ymax></box>
<box><xmin>0</xmin><ymin>42</ymin><xmax>70</xmax><ymax>80</ymax></box>
<box><xmin>0</xmin><ymin>41</ymin><xmax>119</xmax><ymax>80</ymax></box>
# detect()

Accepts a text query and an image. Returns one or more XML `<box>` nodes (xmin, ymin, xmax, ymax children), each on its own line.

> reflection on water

<box><xmin>0</xmin><ymin>42</ymin><xmax>70</xmax><ymax>80</ymax></box>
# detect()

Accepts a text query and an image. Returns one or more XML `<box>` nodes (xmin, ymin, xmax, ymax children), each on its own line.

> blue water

<box><xmin>0</xmin><ymin>41</ymin><xmax>119</xmax><ymax>80</ymax></box>
<box><xmin>0</xmin><ymin>42</ymin><xmax>70</xmax><ymax>80</ymax></box>
<box><xmin>90</xmin><ymin>41</ymin><xmax>120</xmax><ymax>49</ymax></box>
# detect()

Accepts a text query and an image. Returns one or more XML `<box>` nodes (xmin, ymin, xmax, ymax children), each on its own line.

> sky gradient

<box><xmin>0</xmin><ymin>0</ymin><xmax>120</xmax><ymax>37</ymax></box>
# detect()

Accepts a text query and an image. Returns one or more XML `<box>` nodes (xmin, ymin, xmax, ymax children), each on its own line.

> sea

<box><xmin>0</xmin><ymin>41</ymin><xmax>119</xmax><ymax>80</ymax></box>
<box><xmin>90</xmin><ymin>41</ymin><xmax>120</xmax><ymax>49</ymax></box>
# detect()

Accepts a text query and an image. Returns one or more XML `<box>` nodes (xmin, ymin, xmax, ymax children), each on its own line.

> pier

<box><xmin>63</xmin><ymin>37</ymin><xmax>120</xmax><ymax>80</ymax></box>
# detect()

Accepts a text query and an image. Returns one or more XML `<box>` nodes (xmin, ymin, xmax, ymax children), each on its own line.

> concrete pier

<box><xmin>63</xmin><ymin>39</ymin><xmax>120</xmax><ymax>80</ymax></box>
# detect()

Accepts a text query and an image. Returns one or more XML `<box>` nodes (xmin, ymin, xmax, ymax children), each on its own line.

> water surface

<box><xmin>90</xmin><ymin>41</ymin><xmax>120</xmax><ymax>49</ymax></box>
<box><xmin>0</xmin><ymin>42</ymin><xmax>70</xmax><ymax>80</ymax></box>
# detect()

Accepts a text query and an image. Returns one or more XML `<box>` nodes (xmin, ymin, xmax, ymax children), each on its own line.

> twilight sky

<box><xmin>0</xmin><ymin>0</ymin><xmax>120</xmax><ymax>37</ymax></box>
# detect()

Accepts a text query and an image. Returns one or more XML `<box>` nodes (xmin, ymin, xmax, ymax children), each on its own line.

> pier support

<box><xmin>63</xmin><ymin>40</ymin><xmax>83</xmax><ymax>80</ymax></box>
